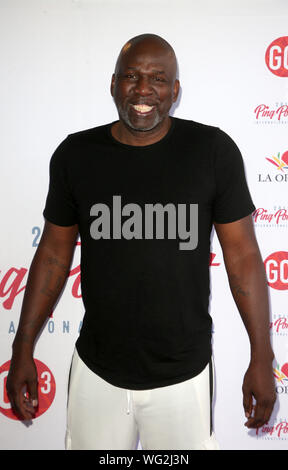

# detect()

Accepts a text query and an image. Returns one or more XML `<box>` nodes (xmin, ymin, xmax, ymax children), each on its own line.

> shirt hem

<box><xmin>75</xmin><ymin>344</ymin><xmax>212</xmax><ymax>390</ymax></box>
<box><xmin>213</xmin><ymin>204</ymin><xmax>256</xmax><ymax>224</ymax></box>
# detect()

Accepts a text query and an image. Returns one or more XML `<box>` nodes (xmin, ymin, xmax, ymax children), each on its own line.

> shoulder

<box><xmin>173</xmin><ymin>118</ymin><xmax>242</xmax><ymax>162</ymax></box>
<box><xmin>173</xmin><ymin>116</ymin><xmax>219</xmax><ymax>138</ymax></box>
<box><xmin>50</xmin><ymin>122</ymin><xmax>112</xmax><ymax>165</ymax></box>
<box><xmin>172</xmin><ymin>117</ymin><xmax>235</xmax><ymax>157</ymax></box>
<box><xmin>173</xmin><ymin>117</ymin><xmax>235</xmax><ymax>144</ymax></box>
<box><xmin>66</xmin><ymin>122</ymin><xmax>111</xmax><ymax>145</ymax></box>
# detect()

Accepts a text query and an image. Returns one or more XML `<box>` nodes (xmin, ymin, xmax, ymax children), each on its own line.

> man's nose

<box><xmin>134</xmin><ymin>76</ymin><xmax>153</xmax><ymax>96</ymax></box>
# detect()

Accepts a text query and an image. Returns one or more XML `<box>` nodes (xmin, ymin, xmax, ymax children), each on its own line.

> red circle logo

<box><xmin>264</xmin><ymin>251</ymin><xmax>288</xmax><ymax>290</ymax></box>
<box><xmin>265</xmin><ymin>37</ymin><xmax>288</xmax><ymax>77</ymax></box>
<box><xmin>0</xmin><ymin>359</ymin><xmax>56</xmax><ymax>420</ymax></box>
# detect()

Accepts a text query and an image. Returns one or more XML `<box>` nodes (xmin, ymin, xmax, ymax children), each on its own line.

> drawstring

<box><xmin>126</xmin><ymin>390</ymin><xmax>131</xmax><ymax>414</ymax></box>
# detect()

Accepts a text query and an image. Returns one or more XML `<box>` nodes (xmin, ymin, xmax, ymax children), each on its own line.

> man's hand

<box><xmin>6</xmin><ymin>353</ymin><xmax>39</xmax><ymax>421</ymax></box>
<box><xmin>242</xmin><ymin>359</ymin><xmax>276</xmax><ymax>429</ymax></box>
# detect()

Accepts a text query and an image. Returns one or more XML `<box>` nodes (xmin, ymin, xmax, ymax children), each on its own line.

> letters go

<box><xmin>264</xmin><ymin>252</ymin><xmax>288</xmax><ymax>290</ymax></box>
<box><xmin>265</xmin><ymin>37</ymin><xmax>288</xmax><ymax>77</ymax></box>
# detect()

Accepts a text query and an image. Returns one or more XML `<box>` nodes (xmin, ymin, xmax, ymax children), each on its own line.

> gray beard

<box><xmin>117</xmin><ymin>105</ymin><xmax>163</xmax><ymax>132</ymax></box>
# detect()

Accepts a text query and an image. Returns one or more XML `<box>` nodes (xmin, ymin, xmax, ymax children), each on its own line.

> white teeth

<box><xmin>132</xmin><ymin>104</ymin><xmax>153</xmax><ymax>113</ymax></box>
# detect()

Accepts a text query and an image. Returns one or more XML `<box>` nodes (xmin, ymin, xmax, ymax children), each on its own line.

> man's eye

<box><xmin>154</xmin><ymin>76</ymin><xmax>166</xmax><ymax>82</ymax></box>
<box><xmin>124</xmin><ymin>74</ymin><xmax>137</xmax><ymax>79</ymax></box>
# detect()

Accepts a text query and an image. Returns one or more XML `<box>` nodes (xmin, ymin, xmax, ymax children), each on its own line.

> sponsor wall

<box><xmin>0</xmin><ymin>0</ymin><xmax>287</xmax><ymax>450</ymax></box>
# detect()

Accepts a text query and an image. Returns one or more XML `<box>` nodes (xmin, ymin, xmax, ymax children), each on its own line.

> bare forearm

<box><xmin>13</xmin><ymin>246</ymin><xmax>73</xmax><ymax>355</ymax></box>
<box><xmin>225</xmin><ymin>250</ymin><xmax>274</xmax><ymax>361</ymax></box>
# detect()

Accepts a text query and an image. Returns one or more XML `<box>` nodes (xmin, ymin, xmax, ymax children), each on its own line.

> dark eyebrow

<box><xmin>125</xmin><ymin>66</ymin><xmax>166</xmax><ymax>74</ymax></box>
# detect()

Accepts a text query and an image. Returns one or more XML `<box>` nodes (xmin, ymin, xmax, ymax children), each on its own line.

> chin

<box><xmin>122</xmin><ymin>114</ymin><xmax>164</xmax><ymax>132</ymax></box>
<box><xmin>117</xmin><ymin>104</ymin><xmax>166</xmax><ymax>132</ymax></box>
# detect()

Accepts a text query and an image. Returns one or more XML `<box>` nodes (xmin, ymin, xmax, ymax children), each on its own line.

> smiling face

<box><xmin>111</xmin><ymin>35</ymin><xmax>180</xmax><ymax>141</ymax></box>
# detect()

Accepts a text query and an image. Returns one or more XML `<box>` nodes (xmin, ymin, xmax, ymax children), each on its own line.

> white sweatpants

<box><xmin>65</xmin><ymin>349</ymin><xmax>219</xmax><ymax>450</ymax></box>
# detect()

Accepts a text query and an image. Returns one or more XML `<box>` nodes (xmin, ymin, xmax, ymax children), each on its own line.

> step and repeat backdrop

<box><xmin>0</xmin><ymin>0</ymin><xmax>287</xmax><ymax>450</ymax></box>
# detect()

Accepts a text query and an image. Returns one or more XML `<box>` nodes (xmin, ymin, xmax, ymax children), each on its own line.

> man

<box><xmin>6</xmin><ymin>34</ymin><xmax>276</xmax><ymax>450</ymax></box>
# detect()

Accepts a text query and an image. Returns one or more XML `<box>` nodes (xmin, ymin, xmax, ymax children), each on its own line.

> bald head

<box><xmin>114</xmin><ymin>34</ymin><xmax>178</xmax><ymax>79</ymax></box>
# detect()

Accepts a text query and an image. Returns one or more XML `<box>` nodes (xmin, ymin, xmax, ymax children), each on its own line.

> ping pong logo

<box><xmin>265</xmin><ymin>37</ymin><xmax>288</xmax><ymax>77</ymax></box>
<box><xmin>0</xmin><ymin>358</ymin><xmax>56</xmax><ymax>420</ymax></box>
<box><xmin>264</xmin><ymin>251</ymin><xmax>288</xmax><ymax>290</ymax></box>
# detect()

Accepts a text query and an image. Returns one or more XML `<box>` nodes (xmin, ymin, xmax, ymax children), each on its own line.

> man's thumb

<box><xmin>27</xmin><ymin>379</ymin><xmax>38</xmax><ymax>407</ymax></box>
<box><xmin>243</xmin><ymin>387</ymin><xmax>252</xmax><ymax>418</ymax></box>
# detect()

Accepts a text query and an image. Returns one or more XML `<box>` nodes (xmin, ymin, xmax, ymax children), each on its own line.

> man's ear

<box><xmin>173</xmin><ymin>79</ymin><xmax>180</xmax><ymax>103</ymax></box>
<box><xmin>110</xmin><ymin>73</ymin><xmax>115</xmax><ymax>97</ymax></box>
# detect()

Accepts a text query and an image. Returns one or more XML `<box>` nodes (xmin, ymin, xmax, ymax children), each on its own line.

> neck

<box><xmin>111</xmin><ymin>116</ymin><xmax>171</xmax><ymax>146</ymax></box>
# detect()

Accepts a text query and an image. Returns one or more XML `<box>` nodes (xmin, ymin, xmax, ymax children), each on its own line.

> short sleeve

<box><xmin>43</xmin><ymin>137</ymin><xmax>78</xmax><ymax>226</ymax></box>
<box><xmin>212</xmin><ymin>129</ymin><xmax>255</xmax><ymax>224</ymax></box>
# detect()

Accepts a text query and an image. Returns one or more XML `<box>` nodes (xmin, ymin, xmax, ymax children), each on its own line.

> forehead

<box><xmin>117</xmin><ymin>40</ymin><xmax>176</xmax><ymax>74</ymax></box>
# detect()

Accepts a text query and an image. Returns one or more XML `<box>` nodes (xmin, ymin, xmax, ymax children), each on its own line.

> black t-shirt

<box><xmin>43</xmin><ymin>117</ymin><xmax>255</xmax><ymax>389</ymax></box>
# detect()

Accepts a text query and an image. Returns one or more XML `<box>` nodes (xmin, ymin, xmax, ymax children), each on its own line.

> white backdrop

<box><xmin>1</xmin><ymin>0</ymin><xmax>288</xmax><ymax>450</ymax></box>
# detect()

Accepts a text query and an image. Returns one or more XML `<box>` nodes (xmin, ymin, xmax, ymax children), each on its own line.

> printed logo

<box><xmin>266</xmin><ymin>151</ymin><xmax>288</xmax><ymax>172</ymax></box>
<box><xmin>0</xmin><ymin>358</ymin><xmax>56</xmax><ymax>420</ymax></box>
<box><xmin>90</xmin><ymin>195</ymin><xmax>199</xmax><ymax>251</ymax></box>
<box><xmin>0</xmin><ymin>241</ymin><xmax>81</xmax><ymax>311</ymax></box>
<box><xmin>264</xmin><ymin>252</ymin><xmax>288</xmax><ymax>290</ymax></box>
<box><xmin>258</xmin><ymin>151</ymin><xmax>288</xmax><ymax>183</ymax></box>
<box><xmin>270</xmin><ymin>315</ymin><xmax>288</xmax><ymax>336</ymax></box>
<box><xmin>254</xmin><ymin>103</ymin><xmax>288</xmax><ymax>124</ymax></box>
<box><xmin>265</xmin><ymin>37</ymin><xmax>288</xmax><ymax>77</ymax></box>
<box><xmin>256</xmin><ymin>418</ymin><xmax>288</xmax><ymax>440</ymax></box>
<box><xmin>253</xmin><ymin>207</ymin><xmax>288</xmax><ymax>227</ymax></box>
<box><xmin>273</xmin><ymin>362</ymin><xmax>288</xmax><ymax>394</ymax></box>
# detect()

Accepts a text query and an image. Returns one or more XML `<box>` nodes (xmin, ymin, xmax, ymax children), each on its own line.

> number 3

<box><xmin>41</xmin><ymin>371</ymin><xmax>51</xmax><ymax>394</ymax></box>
